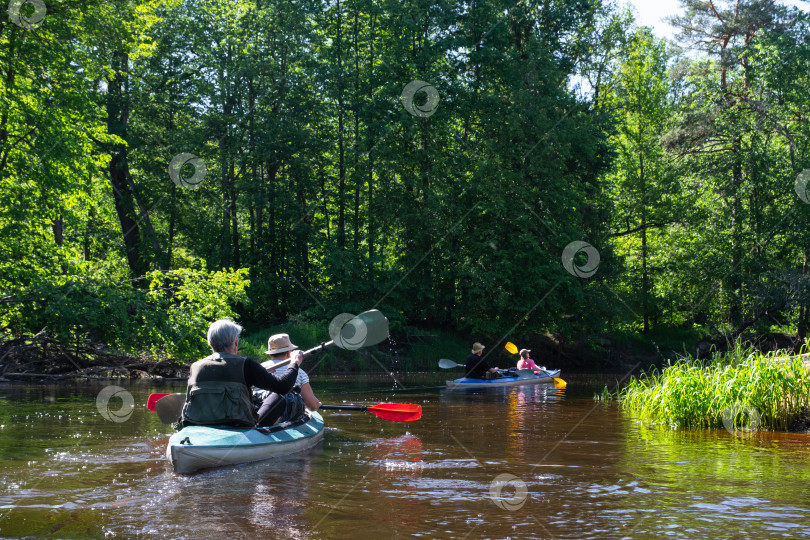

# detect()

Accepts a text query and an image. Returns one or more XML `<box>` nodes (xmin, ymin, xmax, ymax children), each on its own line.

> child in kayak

<box><xmin>517</xmin><ymin>349</ymin><xmax>545</xmax><ymax>374</ymax></box>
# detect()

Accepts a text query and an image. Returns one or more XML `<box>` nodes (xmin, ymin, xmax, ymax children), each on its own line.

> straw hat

<box><xmin>471</xmin><ymin>342</ymin><xmax>485</xmax><ymax>354</ymax></box>
<box><xmin>265</xmin><ymin>333</ymin><xmax>299</xmax><ymax>355</ymax></box>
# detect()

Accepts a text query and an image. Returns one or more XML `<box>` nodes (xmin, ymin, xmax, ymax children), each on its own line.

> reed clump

<box><xmin>616</xmin><ymin>342</ymin><xmax>810</xmax><ymax>431</ymax></box>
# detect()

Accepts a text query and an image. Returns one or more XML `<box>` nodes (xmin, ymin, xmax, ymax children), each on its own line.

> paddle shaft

<box><xmin>302</xmin><ymin>341</ymin><xmax>333</xmax><ymax>357</ymax></box>
<box><xmin>319</xmin><ymin>405</ymin><xmax>368</xmax><ymax>411</ymax></box>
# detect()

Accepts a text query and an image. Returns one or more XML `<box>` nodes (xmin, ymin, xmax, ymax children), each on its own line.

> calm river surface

<box><xmin>1</xmin><ymin>373</ymin><xmax>809</xmax><ymax>539</ymax></box>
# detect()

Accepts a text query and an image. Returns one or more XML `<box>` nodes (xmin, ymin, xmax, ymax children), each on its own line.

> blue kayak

<box><xmin>446</xmin><ymin>369</ymin><xmax>561</xmax><ymax>389</ymax></box>
<box><xmin>166</xmin><ymin>411</ymin><xmax>324</xmax><ymax>474</ymax></box>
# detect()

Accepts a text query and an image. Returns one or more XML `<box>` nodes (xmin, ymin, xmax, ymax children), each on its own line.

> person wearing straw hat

<box><xmin>254</xmin><ymin>333</ymin><xmax>322</xmax><ymax>426</ymax></box>
<box><xmin>465</xmin><ymin>342</ymin><xmax>500</xmax><ymax>379</ymax></box>
<box><xmin>517</xmin><ymin>349</ymin><xmax>545</xmax><ymax>374</ymax></box>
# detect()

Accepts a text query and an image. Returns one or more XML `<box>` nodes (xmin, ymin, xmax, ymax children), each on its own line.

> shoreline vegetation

<box><xmin>1</xmin><ymin>323</ymin><xmax>808</xmax><ymax>382</ymax></box>
<box><xmin>607</xmin><ymin>342</ymin><xmax>810</xmax><ymax>433</ymax></box>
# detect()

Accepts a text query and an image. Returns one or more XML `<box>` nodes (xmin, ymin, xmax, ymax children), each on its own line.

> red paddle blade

<box><xmin>147</xmin><ymin>393</ymin><xmax>175</xmax><ymax>411</ymax></box>
<box><xmin>366</xmin><ymin>403</ymin><xmax>422</xmax><ymax>422</ymax></box>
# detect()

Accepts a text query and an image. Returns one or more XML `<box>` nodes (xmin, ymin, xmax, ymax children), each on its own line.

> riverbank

<box><xmin>0</xmin><ymin>332</ymin><xmax>187</xmax><ymax>381</ymax></box>
<box><xmin>1</xmin><ymin>325</ymin><xmax>807</xmax><ymax>381</ymax></box>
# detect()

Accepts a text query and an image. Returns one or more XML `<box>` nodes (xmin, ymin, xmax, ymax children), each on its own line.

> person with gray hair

<box><xmin>180</xmin><ymin>318</ymin><xmax>304</xmax><ymax>427</ymax></box>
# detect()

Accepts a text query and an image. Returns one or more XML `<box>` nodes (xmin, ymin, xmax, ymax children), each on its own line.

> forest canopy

<box><xmin>1</xmin><ymin>0</ymin><xmax>809</xmax><ymax>361</ymax></box>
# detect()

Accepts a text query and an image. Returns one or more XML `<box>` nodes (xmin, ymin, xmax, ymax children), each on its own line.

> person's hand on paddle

<box><xmin>292</xmin><ymin>349</ymin><xmax>304</xmax><ymax>366</ymax></box>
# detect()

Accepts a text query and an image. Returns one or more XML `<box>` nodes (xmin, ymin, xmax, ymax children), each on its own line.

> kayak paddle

<box><xmin>438</xmin><ymin>358</ymin><xmax>463</xmax><ymax>369</ymax></box>
<box><xmin>152</xmin><ymin>395</ymin><xmax>420</xmax><ymax>425</ymax></box>
<box><xmin>155</xmin><ymin>393</ymin><xmax>186</xmax><ymax>424</ymax></box>
<box><xmin>504</xmin><ymin>342</ymin><xmax>566</xmax><ymax>388</ymax></box>
<box><xmin>147</xmin><ymin>392</ymin><xmax>174</xmax><ymax>411</ymax></box>
<box><xmin>319</xmin><ymin>403</ymin><xmax>422</xmax><ymax>422</ymax></box>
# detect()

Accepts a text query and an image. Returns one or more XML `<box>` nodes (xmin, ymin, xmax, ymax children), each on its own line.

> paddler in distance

<box><xmin>517</xmin><ymin>348</ymin><xmax>545</xmax><ymax>374</ymax></box>
<box><xmin>465</xmin><ymin>342</ymin><xmax>500</xmax><ymax>379</ymax></box>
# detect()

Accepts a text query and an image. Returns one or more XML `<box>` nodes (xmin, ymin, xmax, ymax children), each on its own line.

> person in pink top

<box><xmin>517</xmin><ymin>349</ymin><xmax>545</xmax><ymax>373</ymax></box>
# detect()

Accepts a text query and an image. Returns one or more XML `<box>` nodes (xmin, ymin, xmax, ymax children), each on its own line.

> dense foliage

<box><xmin>1</xmin><ymin>0</ymin><xmax>809</xmax><ymax>359</ymax></box>
<box><xmin>2</xmin><ymin>267</ymin><xmax>248</xmax><ymax>358</ymax></box>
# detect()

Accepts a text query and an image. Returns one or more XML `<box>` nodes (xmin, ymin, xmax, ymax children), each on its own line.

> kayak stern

<box><xmin>166</xmin><ymin>411</ymin><xmax>324</xmax><ymax>474</ymax></box>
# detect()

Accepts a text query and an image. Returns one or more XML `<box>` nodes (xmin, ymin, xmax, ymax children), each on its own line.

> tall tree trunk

<box><xmin>52</xmin><ymin>215</ymin><xmax>63</xmax><ymax>247</ymax></box>
<box><xmin>297</xmin><ymin>171</ymin><xmax>310</xmax><ymax>287</ymax></box>
<box><xmin>799</xmin><ymin>250</ymin><xmax>809</xmax><ymax>341</ymax></box>
<box><xmin>320</xmin><ymin>162</ymin><xmax>330</xmax><ymax>242</ymax></box>
<box><xmin>219</xmin><ymin>137</ymin><xmax>231</xmax><ymax>268</ymax></box>
<box><xmin>107</xmin><ymin>50</ymin><xmax>145</xmax><ymax>276</ymax></box>
<box><xmin>640</xmin><ymin>152</ymin><xmax>649</xmax><ymax>333</ymax></box>
<box><xmin>256</xmin><ymin>162</ymin><xmax>264</xmax><ymax>247</ymax></box>
<box><xmin>367</xmin><ymin>13</ymin><xmax>376</xmax><ymax>277</ymax></box>
<box><xmin>267</xmin><ymin>160</ymin><xmax>277</xmax><ymax>256</ymax></box>
<box><xmin>168</xmin><ymin>183</ymin><xmax>176</xmax><ymax>269</ymax></box>
<box><xmin>729</xmin><ymin>138</ymin><xmax>743</xmax><ymax>326</ymax></box>
<box><xmin>0</xmin><ymin>32</ymin><xmax>16</xmax><ymax>172</ymax></box>
<box><xmin>230</xmin><ymin>157</ymin><xmax>240</xmax><ymax>268</ymax></box>
<box><xmin>352</xmin><ymin>5</ymin><xmax>361</xmax><ymax>253</ymax></box>
<box><xmin>337</xmin><ymin>0</ymin><xmax>346</xmax><ymax>250</ymax></box>
<box><xmin>126</xmin><ymin>171</ymin><xmax>161</xmax><ymax>258</ymax></box>
<box><xmin>84</xmin><ymin>173</ymin><xmax>93</xmax><ymax>262</ymax></box>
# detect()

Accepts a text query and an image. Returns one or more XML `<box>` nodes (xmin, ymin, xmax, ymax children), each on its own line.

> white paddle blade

<box><xmin>438</xmin><ymin>358</ymin><xmax>462</xmax><ymax>369</ymax></box>
<box><xmin>329</xmin><ymin>310</ymin><xmax>389</xmax><ymax>350</ymax></box>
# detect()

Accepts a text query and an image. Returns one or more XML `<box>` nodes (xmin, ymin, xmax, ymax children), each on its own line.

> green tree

<box><xmin>605</xmin><ymin>28</ymin><xmax>677</xmax><ymax>332</ymax></box>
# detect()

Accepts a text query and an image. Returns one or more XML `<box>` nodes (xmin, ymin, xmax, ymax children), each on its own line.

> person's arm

<box><xmin>299</xmin><ymin>382</ymin><xmax>321</xmax><ymax>411</ymax></box>
<box><xmin>244</xmin><ymin>358</ymin><xmax>300</xmax><ymax>393</ymax></box>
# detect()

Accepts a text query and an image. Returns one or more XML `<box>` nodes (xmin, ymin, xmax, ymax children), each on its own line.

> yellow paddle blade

<box><xmin>554</xmin><ymin>378</ymin><xmax>567</xmax><ymax>388</ymax></box>
<box><xmin>504</xmin><ymin>342</ymin><xmax>518</xmax><ymax>354</ymax></box>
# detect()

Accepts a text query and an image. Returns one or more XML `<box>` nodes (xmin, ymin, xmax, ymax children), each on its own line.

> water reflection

<box><xmin>2</xmin><ymin>381</ymin><xmax>810</xmax><ymax>539</ymax></box>
<box><xmin>368</xmin><ymin>433</ymin><xmax>424</xmax><ymax>475</ymax></box>
<box><xmin>574</xmin><ymin>422</ymin><xmax>810</xmax><ymax>538</ymax></box>
<box><xmin>507</xmin><ymin>385</ymin><xmax>566</xmax><ymax>458</ymax></box>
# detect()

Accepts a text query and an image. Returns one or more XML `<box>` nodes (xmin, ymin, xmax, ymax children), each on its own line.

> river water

<box><xmin>1</xmin><ymin>374</ymin><xmax>809</xmax><ymax>539</ymax></box>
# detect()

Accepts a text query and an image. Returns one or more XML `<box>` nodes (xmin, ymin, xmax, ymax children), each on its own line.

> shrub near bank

<box><xmin>1</xmin><ymin>267</ymin><xmax>249</xmax><ymax>360</ymax></box>
<box><xmin>617</xmin><ymin>342</ymin><xmax>810</xmax><ymax>432</ymax></box>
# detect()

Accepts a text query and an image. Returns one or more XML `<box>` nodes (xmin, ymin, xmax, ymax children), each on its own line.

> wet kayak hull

<box><xmin>445</xmin><ymin>370</ymin><xmax>561</xmax><ymax>389</ymax></box>
<box><xmin>166</xmin><ymin>411</ymin><xmax>324</xmax><ymax>474</ymax></box>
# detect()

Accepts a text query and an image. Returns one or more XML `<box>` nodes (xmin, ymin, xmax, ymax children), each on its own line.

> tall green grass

<box><xmin>616</xmin><ymin>341</ymin><xmax>810</xmax><ymax>431</ymax></box>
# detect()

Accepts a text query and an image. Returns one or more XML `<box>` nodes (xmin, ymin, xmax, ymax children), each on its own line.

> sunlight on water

<box><xmin>0</xmin><ymin>378</ymin><xmax>808</xmax><ymax>538</ymax></box>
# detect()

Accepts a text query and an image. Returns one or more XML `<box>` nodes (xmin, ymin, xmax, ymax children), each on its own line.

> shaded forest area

<box><xmin>1</xmin><ymin>0</ymin><xmax>809</xmax><ymax>374</ymax></box>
